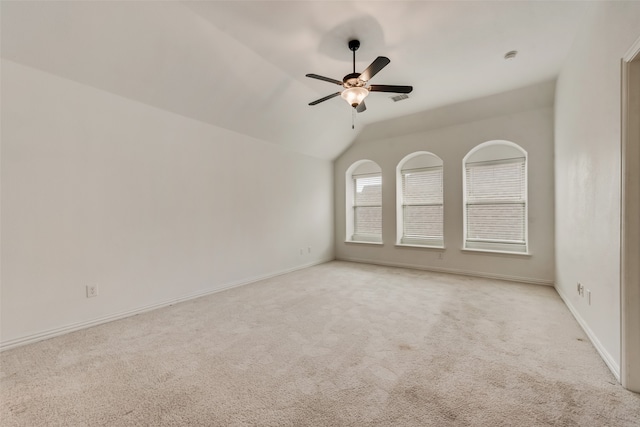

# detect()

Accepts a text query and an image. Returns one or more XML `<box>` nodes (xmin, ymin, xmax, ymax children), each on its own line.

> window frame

<box><xmin>345</xmin><ymin>160</ymin><xmax>383</xmax><ymax>244</ymax></box>
<box><xmin>352</xmin><ymin>172</ymin><xmax>383</xmax><ymax>243</ymax></box>
<box><xmin>462</xmin><ymin>141</ymin><xmax>529</xmax><ymax>255</ymax></box>
<box><xmin>396</xmin><ymin>152</ymin><xmax>444</xmax><ymax>249</ymax></box>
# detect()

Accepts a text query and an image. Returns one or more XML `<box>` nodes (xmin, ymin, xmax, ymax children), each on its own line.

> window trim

<box><xmin>461</xmin><ymin>248</ymin><xmax>531</xmax><ymax>257</ymax></box>
<box><xmin>352</xmin><ymin>172</ymin><xmax>382</xmax><ymax>242</ymax></box>
<box><xmin>346</xmin><ymin>161</ymin><xmax>383</xmax><ymax>244</ymax></box>
<box><xmin>345</xmin><ymin>240</ymin><xmax>384</xmax><ymax>246</ymax></box>
<box><xmin>396</xmin><ymin>153</ymin><xmax>444</xmax><ymax>248</ymax></box>
<box><xmin>396</xmin><ymin>243</ymin><xmax>446</xmax><ymax>250</ymax></box>
<box><xmin>462</xmin><ymin>141</ymin><xmax>528</xmax><ymax>255</ymax></box>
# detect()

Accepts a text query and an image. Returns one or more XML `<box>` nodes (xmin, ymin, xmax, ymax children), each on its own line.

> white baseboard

<box><xmin>555</xmin><ymin>286</ymin><xmax>621</xmax><ymax>381</ymax></box>
<box><xmin>336</xmin><ymin>256</ymin><xmax>554</xmax><ymax>286</ymax></box>
<box><xmin>0</xmin><ymin>258</ymin><xmax>333</xmax><ymax>352</ymax></box>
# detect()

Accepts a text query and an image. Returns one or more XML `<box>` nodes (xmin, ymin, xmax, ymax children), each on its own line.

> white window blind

<box><xmin>465</xmin><ymin>158</ymin><xmax>526</xmax><ymax>252</ymax></box>
<box><xmin>401</xmin><ymin>167</ymin><xmax>443</xmax><ymax>245</ymax></box>
<box><xmin>353</xmin><ymin>174</ymin><xmax>382</xmax><ymax>241</ymax></box>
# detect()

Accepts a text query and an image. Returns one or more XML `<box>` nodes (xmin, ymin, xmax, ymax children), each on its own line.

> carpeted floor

<box><xmin>1</xmin><ymin>261</ymin><xmax>639</xmax><ymax>426</ymax></box>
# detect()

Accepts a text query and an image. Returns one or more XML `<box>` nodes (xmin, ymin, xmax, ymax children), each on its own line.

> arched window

<box><xmin>396</xmin><ymin>152</ymin><xmax>444</xmax><ymax>247</ymax></box>
<box><xmin>463</xmin><ymin>141</ymin><xmax>528</xmax><ymax>253</ymax></box>
<box><xmin>346</xmin><ymin>160</ymin><xmax>382</xmax><ymax>243</ymax></box>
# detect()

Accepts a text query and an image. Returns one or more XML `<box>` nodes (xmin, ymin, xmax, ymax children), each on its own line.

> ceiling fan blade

<box><xmin>305</xmin><ymin>74</ymin><xmax>343</xmax><ymax>85</ymax></box>
<box><xmin>309</xmin><ymin>92</ymin><xmax>342</xmax><ymax>106</ymax></box>
<box><xmin>356</xmin><ymin>101</ymin><xmax>367</xmax><ymax>113</ymax></box>
<box><xmin>369</xmin><ymin>85</ymin><xmax>413</xmax><ymax>94</ymax></box>
<box><xmin>359</xmin><ymin>56</ymin><xmax>390</xmax><ymax>81</ymax></box>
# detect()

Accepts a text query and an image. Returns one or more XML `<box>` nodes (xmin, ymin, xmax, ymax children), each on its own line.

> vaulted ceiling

<box><xmin>1</xmin><ymin>1</ymin><xmax>590</xmax><ymax>159</ymax></box>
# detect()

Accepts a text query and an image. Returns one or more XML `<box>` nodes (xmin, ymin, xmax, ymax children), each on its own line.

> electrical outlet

<box><xmin>307</xmin><ymin>247</ymin><xmax>311</xmax><ymax>254</ymax></box>
<box><xmin>86</xmin><ymin>285</ymin><xmax>98</xmax><ymax>298</ymax></box>
<box><xmin>438</xmin><ymin>252</ymin><xmax>444</xmax><ymax>260</ymax></box>
<box><xmin>587</xmin><ymin>290</ymin><xmax>591</xmax><ymax>305</ymax></box>
<box><xmin>577</xmin><ymin>282</ymin><xmax>584</xmax><ymax>296</ymax></box>
<box><xmin>299</xmin><ymin>248</ymin><xmax>304</xmax><ymax>255</ymax></box>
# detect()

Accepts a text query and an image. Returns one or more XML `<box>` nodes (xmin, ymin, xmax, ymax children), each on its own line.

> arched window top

<box><xmin>347</xmin><ymin>159</ymin><xmax>381</xmax><ymax>176</ymax></box>
<box><xmin>463</xmin><ymin>140</ymin><xmax>528</xmax><ymax>254</ymax></box>
<box><xmin>464</xmin><ymin>140</ymin><xmax>526</xmax><ymax>164</ymax></box>
<box><xmin>397</xmin><ymin>151</ymin><xmax>443</xmax><ymax>171</ymax></box>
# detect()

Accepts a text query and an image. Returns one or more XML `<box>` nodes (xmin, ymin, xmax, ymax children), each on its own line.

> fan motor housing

<box><xmin>343</xmin><ymin>72</ymin><xmax>366</xmax><ymax>88</ymax></box>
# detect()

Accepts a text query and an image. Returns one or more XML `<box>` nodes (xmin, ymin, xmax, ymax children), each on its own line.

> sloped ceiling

<box><xmin>1</xmin><ymin>1</ymin><xmax>589</xmax><ymax>160</ymax></box>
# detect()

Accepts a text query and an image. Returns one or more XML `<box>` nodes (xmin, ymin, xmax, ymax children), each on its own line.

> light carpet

<box><xmin>1</xmin><ymin>261</ymin><xmax>639</xmax><ymax>426</ymax></box>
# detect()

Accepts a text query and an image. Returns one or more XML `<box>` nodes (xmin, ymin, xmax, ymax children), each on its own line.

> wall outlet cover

<box><xmin>86</xmin><ymin>285</ymin><xmax>98</xmax><ymax>298</ymax></box>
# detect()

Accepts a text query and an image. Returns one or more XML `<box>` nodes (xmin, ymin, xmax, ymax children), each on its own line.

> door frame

<box><xmin>621</xmin><ymin>35</ymin><xmax>640</xmax><ymax>392</ymax></box>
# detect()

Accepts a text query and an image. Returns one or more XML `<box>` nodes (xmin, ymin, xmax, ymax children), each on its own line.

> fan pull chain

<box><xmin>352</xmin><ymin>107</ymin><xmax>355</xmax><ymax>129</ymax></box>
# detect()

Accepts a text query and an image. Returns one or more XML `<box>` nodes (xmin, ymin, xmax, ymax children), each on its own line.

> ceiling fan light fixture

<box><xmin>306</xmin><ymin>39</ymin><xmax>412</xmax><ymax>118</ymax></box>
<box><xmin>341</xmin><ymin>87</ymin><xmax>369</xmax><ymax>108</ymax></box>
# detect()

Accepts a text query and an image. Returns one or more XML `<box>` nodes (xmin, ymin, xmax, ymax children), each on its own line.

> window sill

<box><xmin>461</xmin><ymin>248</ymin><xmax>531</xmax><ymax>257</ymax></box>
<box><xmin>395</xmin><ymin>244</ymin><xmax>445</xmax><ymax>250</ymax></box>
<box><xmin>345</xmin><ymin>240</ymin><xmax>383</xmax><ymax>246</ymax></box>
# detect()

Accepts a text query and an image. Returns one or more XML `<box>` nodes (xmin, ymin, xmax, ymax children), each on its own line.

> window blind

<box><xmin>401</xmin><ymin>167</ymin><xmax>443</xmax><ymax>244</ymax></box>
<box><xmin>465</xmin><ymin>158</ymin><xmax>526</xmax><ymax>249</ymax></box>
<box><xmin>353</xmin><ymin>174</ymin><xmax>382</xmax><ymax>239</ymax></box>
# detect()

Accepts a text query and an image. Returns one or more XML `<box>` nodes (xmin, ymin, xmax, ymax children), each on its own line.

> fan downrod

<box><xmin>348</xmin><ymin>40</ymin><xmax>360</xmax><ymax>74</ymax></box>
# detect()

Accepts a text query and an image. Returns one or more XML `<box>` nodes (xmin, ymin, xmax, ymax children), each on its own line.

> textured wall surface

<box><xmin>1</xmin><ymin>60</ymin><xmax>334</xmax><ymax>346</ymax></box>
<box><xmin>554</xmin><ymin>2</ymin><xmax>640</xmax><ymax>376</ymax></box>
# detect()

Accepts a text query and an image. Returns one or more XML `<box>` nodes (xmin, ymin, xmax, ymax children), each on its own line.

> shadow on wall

<box><xmin>317</xmin><ymin>15</ymin><xmax>386</xmax><ymax>61</ymax></box>
<box><xmin>352</xmin><ymin>80</ymin><xmax>556</xmax><ymax>144</ymax></box>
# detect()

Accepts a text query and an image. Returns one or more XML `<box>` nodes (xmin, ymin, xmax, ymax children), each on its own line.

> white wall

<box><xmin>0</xmin><ymin>60</ymin><xmax>334</xmax><ymax>348</ymax></box>
<box><xmin>554</xmin><ymin>2</ymin><xmax>640</xmax><ymax>379</ymax></box>
<box><xmin>334</xmin><ymin>82</ymin><xmax>555</xmax><ymax>284</ymax></box>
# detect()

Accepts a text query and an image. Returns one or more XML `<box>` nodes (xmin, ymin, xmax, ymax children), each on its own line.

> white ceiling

<box><xmin>1</xmin><ymin>1</ymin><xmax>590</xmax><ymax>159</ymax></box>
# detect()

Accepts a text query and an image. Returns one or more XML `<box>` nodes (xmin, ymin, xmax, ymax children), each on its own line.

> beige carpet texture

<box><xmin>1</xmin><ymin>261</ymin><xmax>639</xmax><ymax>426</ymax></box>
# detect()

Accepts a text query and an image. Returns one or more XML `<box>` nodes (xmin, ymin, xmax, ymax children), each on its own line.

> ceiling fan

<box><xmin>306</xmin><ymin>39</ymin><xmax>413</xmax><ymax>114</ymax></box>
